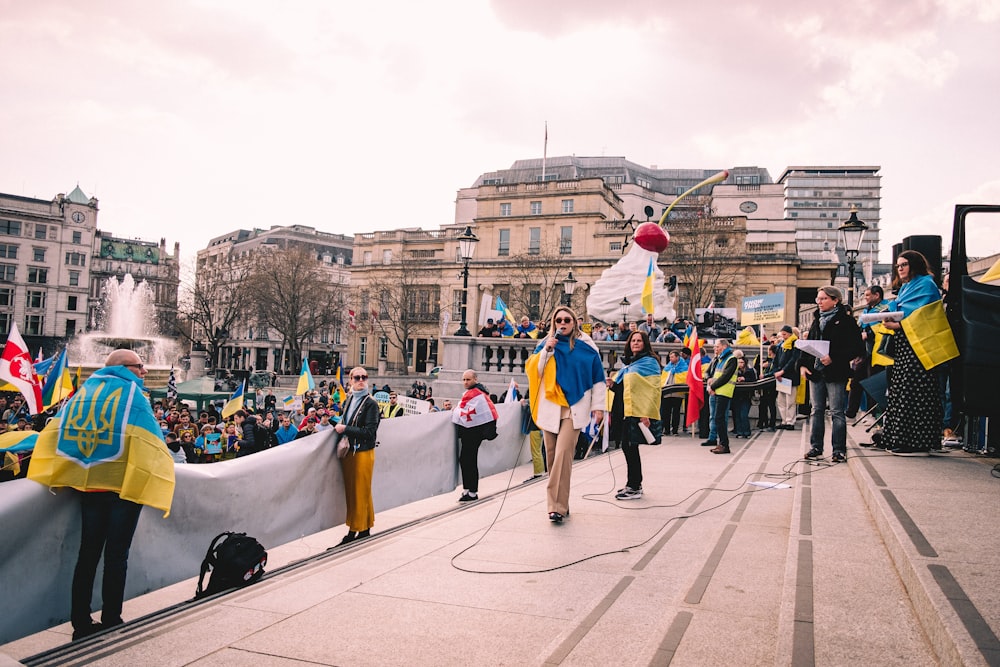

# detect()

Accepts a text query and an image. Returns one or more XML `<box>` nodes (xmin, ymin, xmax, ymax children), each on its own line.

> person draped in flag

<box><xmin>608</xmin><ymin>331</ymin><xmax>662</xmax><ymax>500</ymax></box>
<box><xmin>526</xmin><ymin>307</ymin><xmax>606</xmax><ymax>524</ymax></box>
<box><xmin>27</xmin><ymin>349</ymin><xmax>174</xmax><ymax>641</ymax></box>
<box><xmin>451</xmin><ymin>369</ymin><xmax>498</xmax><ymax>502</ymax></box>
<box><xmin>333</xmin><ymin>367</ymin><xmax>381</xmax><ymax>545</ymax></box>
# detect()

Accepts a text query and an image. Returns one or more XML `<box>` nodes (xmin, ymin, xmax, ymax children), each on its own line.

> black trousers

<box><xmin>71</xmin><ymin>492</ymin><xmax>143</xmax><ymax>631</ymax></box>
<box><xmin>458</xmin><ymin>428</ymin><xmax>486</xmax><ymax>493</ymax></box>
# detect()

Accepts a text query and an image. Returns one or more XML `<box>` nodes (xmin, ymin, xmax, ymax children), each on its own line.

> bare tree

<box><xmin>357</xmin><ymin>262</ymin><xmax>440</xmax><ymax>375</ymax></box>
<box><xmin>497</xmin><ymin>244</ymin><xmax>565</xmax><ymax>322</ymax></box>
<box><xmin>175</xmin><ymin>257</ymin><xmax>255</xmax><ymax>368</ymax></box>
<box><xmin>662</xmin><ymin>196</ymin><xmax>746</xmax><ymax>311</ymax></box>
<box><xmin>247</xmin><ymin>245</ymin><xmax>347</xmax><ymax>371</ymax></box>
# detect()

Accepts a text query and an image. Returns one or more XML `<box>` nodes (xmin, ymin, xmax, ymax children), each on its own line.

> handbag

<box><xmin>876</xmin><ymin>331</ymin><xmax>896</xmax><ymax>361</ymax></box>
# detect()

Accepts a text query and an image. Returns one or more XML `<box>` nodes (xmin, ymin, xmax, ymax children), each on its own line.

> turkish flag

<box><xmin>0</xmin><ymin>323</ymin><xmax>43</xmax><ymax>414</ymax></box>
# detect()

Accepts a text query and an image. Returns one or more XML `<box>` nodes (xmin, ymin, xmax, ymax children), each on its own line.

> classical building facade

<box><xmin>194</xmin><ymin>225</ymin><xmax>352</xmax><ymax>375</ymax></box>
<box><xmin>0</xmin><ymin>185</ymin><xmax>179</xmax><ymax>355</ymax></box>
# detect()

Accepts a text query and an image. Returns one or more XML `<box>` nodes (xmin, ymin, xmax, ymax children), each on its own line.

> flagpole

<box><xmin>541</xmin><ymin>121</ymin><xmax>548</xmax><ymax>181</ymax></box>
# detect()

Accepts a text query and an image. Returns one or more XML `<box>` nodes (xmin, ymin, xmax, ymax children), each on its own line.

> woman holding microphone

<box><xmin>526</xmin><ymin>307</ymin><xmax>607</xmax><ymax>524</ymax></box>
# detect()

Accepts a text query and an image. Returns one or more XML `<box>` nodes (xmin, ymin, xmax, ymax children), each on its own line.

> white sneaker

<box><xmin>615</xmin><ymin>487</ymin><xmax>643</xmax><ymax>500</ymax></box>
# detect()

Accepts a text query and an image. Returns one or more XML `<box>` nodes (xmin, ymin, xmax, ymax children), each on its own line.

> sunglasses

<box><xmin>554</xmin><ymin>317</ymin><xmax>573</xmax><ymax>324</ymax></box>
<box><xmin>125</xmin><ymin>363</ymin><xmax>145</xmax><ymax>370</ymax></box>
<box><xmin>352</xmin><ymin>374</ymin><xmax>368</xmax><ymax>381</ymax></box>
<box><xmin>896</xmin><ymin>261</ymin><xmax>909</xmax><ymax>267</ymax></box>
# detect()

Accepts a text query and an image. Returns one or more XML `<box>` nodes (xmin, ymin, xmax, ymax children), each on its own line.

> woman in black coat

<box><xmin>334</xmin><ymin>367</ymin><xmax>381</xmax><ymax>545</ymax></box>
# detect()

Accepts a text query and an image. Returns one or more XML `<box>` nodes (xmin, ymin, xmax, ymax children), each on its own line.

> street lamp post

<box><xmin>454</xmin><ymin>226</ymin><xmax>480</xmax><ymax>336</ymax></box>
<box><xmin>619</xmin><ymin>296</ymin><xmax>630</xmax><ymax>329</ymax></box>
<box><xmin>838</xmin><ymin>207</ymin><xmax>869</xmax><ymax>309</ymax></box>
<box><xmin>562</xmin><ymin>270</ymin><xmax>578</xmax><ymax>307</ymax></box>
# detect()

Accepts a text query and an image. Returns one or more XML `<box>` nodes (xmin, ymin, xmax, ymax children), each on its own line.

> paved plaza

<box><xmin>3</xmin><ymin>417</ymin><xmax>998</xmax><ymax>666</ymax></box>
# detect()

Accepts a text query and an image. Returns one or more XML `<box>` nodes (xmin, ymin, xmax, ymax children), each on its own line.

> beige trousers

<box><xmin>543</xmin><ymin>409</ymin><xmax>578</xmax><ymax>515</ymax></box>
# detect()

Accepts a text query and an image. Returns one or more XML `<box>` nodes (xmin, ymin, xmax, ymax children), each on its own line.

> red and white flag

<box><xmin>451</xmin><ymin>387</ymin><xmax>498</xmax><ymax>428</ymax></box>
<box><xmin>348</xmin><ymin>309</ymin><xmax>357</xmax><ymax>331</ymax></box>
<box><xmin>1</xmin><ymin>323</ymin><xmax>43</xmax><ymax>415</ymax></box>
<box><xmin>685</xmin><ymin>327</ymin><xmax>705</xmax><ymax>428</ymax></box>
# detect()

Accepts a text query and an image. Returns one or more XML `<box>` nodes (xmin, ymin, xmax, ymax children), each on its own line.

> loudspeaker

<box><xmin>902</xmin><ymin>235</ymin><xmax>943</xmax><ymax>283</ymax></box>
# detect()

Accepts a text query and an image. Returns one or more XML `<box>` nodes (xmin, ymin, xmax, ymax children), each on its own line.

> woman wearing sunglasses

<box><xmin>333</xmin><ymin>367</ymin><xmax>381</xmax><ymax>545</ymax></box>
<box><xmin>526</xmin><ymin>307</ymin><xmax>607</xmax><ymax>523</ymax></box>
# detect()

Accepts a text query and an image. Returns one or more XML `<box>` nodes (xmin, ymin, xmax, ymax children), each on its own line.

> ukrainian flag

<box><xmin>41</xmin><ymin>348</ymin><xmax>74</xmax><ymax>409</ymax></box>
<box><xmin>495</xmin><ymin>296</ymin><xmax>516</xmax><ymax>337</ymax></box>
<box><xmin>27</xmin><ymin>365</ymin><xmax>175</xmax><ymax>516</ymax></box>
<box><xmin>613</xmin><ymin>355</ymin><xmax>662</xmax><ymax>419</ymax></box>
<box><xmin>641</xmin><ymin>258</ymin><xmax>654</xmax><ymax>315</ymax></box>
<box><xmin>222</xmin><ymin>381</ymin><xmax>245</xmax><ymax>419</ymax></box>
<box><xmin>297</xmin><ymin>359</ymin><xmax>315</xmax><ymax>396</ymax></box>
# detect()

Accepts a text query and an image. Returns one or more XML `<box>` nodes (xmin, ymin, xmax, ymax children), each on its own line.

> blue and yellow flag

<box><xmin>0</xmin><ymin>430</ymin><xmax>38</xmax><ymax>453</ymax></box>
<box><xmin>297</xmin><ymin>359</ymin><xmax>315</xmax><ymax>396</ymax></box>
<box><xmin>27</xmin><ymin>365</ymin><xmax>175</xmax><ymax>516</ymax></box>
<box><xmin>221</xmin><ymin>380</ymin><xmax>245</xmax><ymax>419</ymax></box>
<box><xmin>41</xmin><ymin>348</ymin><xmax>74</xmax><ymax>409</ymax></box>
<box><xmin>641</xmin><ymin>258</ymin><xmax>654</xmax><ymax>315</ymax></box>
<box><xmin>613</xmin><ymin>355</ymin><xmax>662</xmax><ymax>419</ymax></box>
<box><xmin>495</xmin><ymin>296</ymin><xmax>516</xmax><ymax>337</ymax></box>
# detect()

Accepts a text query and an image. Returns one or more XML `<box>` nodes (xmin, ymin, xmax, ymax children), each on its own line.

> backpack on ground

<box><xmin>195</xmin><ymin>531</ymin><xmax>267</xmax><ymax>599</ymax></box>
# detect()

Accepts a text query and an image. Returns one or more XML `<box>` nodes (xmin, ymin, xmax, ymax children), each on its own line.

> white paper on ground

<box><xmin>748</xmin><ymin>481</ymin><xmax>792</xmax><ymax>489</ymax></box>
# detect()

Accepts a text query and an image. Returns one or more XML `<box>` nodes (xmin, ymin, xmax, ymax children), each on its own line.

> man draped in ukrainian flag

<box><xmin>28</xmin><ymin>349</ymin><xmax>175</xmax><ymax>641</ymax></box>
<box><xmin>608</xmin><ymin>330</ymin><xmax>662</xmax><ymax>500</ymax></box>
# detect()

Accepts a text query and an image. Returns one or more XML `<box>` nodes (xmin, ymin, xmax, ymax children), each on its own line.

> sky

<box><xmin>2</xmin><ymin>0</ymin><xmax>999</xmax><ymax>264</ymax></box>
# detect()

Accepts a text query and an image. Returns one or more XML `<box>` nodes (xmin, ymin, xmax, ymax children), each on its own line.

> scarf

<box><xmin>818</xmin><ymin>307</ymin><xmax>837</xmax><ymax>332</ymax></box>
<box><xmin>531</xmin><ymin>333</ymin><xmax>603</xmax><ymax>407</ymax></box>
<box><xmin>345</xmin><ymin>388</ymin><xmax>370</xmax><ymax>424</ymax></box>
<box><xmin>782</xmin><ymin>334</ymin><xmax>798</xmax><ymax>351</ymax></box>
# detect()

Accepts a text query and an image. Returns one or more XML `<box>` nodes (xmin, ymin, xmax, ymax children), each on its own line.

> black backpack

<box><xmin>195</xmin><ymin>531</ymin><xmax>267</xmax><ymax>599</ymax></box>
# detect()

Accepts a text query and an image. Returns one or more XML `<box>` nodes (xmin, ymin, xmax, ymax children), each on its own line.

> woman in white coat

<box><xmin>527</xmin><ymin>306</ymin><xmax>607</xmax><ymax>523</ymax></box>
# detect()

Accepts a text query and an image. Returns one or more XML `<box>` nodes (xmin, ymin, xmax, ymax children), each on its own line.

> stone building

<box><xmin>0</xmin><ymin>185</ymin><xmax>179</xmax><ymax>355</ymax></box>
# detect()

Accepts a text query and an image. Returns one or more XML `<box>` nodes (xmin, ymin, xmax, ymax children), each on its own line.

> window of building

<box><xmin>0</xmin><ymin>244</ymin><xmax>17</xmax><ymax>259</ymax></box>
<box><xmin>530</xmin><ymin>201</ymin><xmax>542</xmax><ymax>215</ymax></box>
<box><xmin>451</xmin><ymin>289</ymin><xmax>463</xmax><ymax>319</ymax></box>
<box><xmin>609</xmin><ymin>241</ymin><xmax>622</xmax><ymax>252</ymax></box>
<box><xmin>0</xmin><ymin>264</ymin><xmax>16</xmax><ymax>282</ymax></box>
<box><xmin>72</xmin><ymin>231</ymin><xmax>82</xmax><ymax>244</ymax></box>
<box><xmin>382</xmin><ymin>249</ymin><xmax>392</xmax><ymax>265</ymax></box>
<box><xmin>65</xmin><ymin>319</ymin><xmax>76</xmax><ymax>337</ymax></box>
<box><xmin>68</xmin><ymin>295</ymin><xmax>78</xmax><ymax>311</ymax></box>
<box><xmin>33</xmin><ymin>248</ymin><xmax>45</xmax><ymax>262</ymax></box>
<box><xmin>528</xmin><ymin>289</ymin><xmax>541</xmax><ymax>320</ymax></box>
<box><xmin>482</xmin><ymin>178</ymin><xmax>503</xmax><ymax>185</ymax></box>
<box><xmin>27</xmin><ymin>267</ymin><xmax>48</xmax><ymax>284</ymax></box>
<box><xmin>498</xmin><ymin>229</ymin><xmax>510</xmax><ymax>256</ymax></box>
<box><xmin>363</xmin><ymin>251</ymin><xmax>372</xmax><ymax>266</ymax></box>
<box><xmin>636</xmin><ymin>177</ymin><xmax>651</xmax><ymax>189</ymax></box>
<box><xmin>715</xmin><ymin>236</ymin><xmax>728</xmax><ymax>248</ymax></box>
<box><xmin>712</xmin><ymin>290</ymin><xmax>727</xmax><ymax>308</ymax></box>
<box><xmin>26</xmin><ymin>290</ymin><xmax>46</xmax><ymax>309</ymax></box>
<box><xmin>0</xmin><ymin>288</ymin><xmax>12</xmax><ymax>306</ymax></box>
<box><xmin>560</xmin><ymin>227</ymin><xmax>572</xmax><ymax>254</ymax></box>
<box><xmin>528</xmin><ymin>227</ymin><xmax>540</xmax><ymax>255</ymax></box>
<box><xmin>0</xmin><ymin>220</ymin><xmax>21</xmax><ymax>236</ymax></box>
<box><xmin>359</xmin><ymin>337</ymin><xmax>367</xmax><ymax>365</ymax></box>
<box><xmin>561</xmin><ymin>199</ymin><xmax>574</xmax><ymax>213</ymax></box>
<box><xmin>65</xmin><ymin>252</ymin><xmax>86</xmax><ymax>266</ymax></box>
<box><xmin>69</xmin><ymin>271</ymin><xmax>80</xmax><ymax>287</ymax></box>
<box><xmin>336</xmin><ymin>254</ymin><xmax>345</xmax><ymax>265</ymax></box>
<box><xmin>536</xmin><ymin>174</ymin><xmax>558</xmax><ymax>182</ymax></box>
<box><xmin>499</xmin><ymin>203</ymin><xmax>512</xmax><ymax>217</ymax></box>
<box><xmin>34</xmin><ymin>224</ymin><xmax>47</xmax><ymax>240</ymax></box>
<box><xmin>379</xmin><ymin>337</ymin><xmax>388</xmax><ymax>359</ymax></box>
<box><xmin>0</xmin><ymin>312</ymin><xmax>11</xmax><ymax>333</ymax></box>
<box><xmin>605</xmin><ymin>175</ymin><xmax>624</xmax><ymax>185</ymax></box>
<box><xmin>24</xmin><ymin>314</ymin><xmax>44</xmax><ymax>335</ymax></box>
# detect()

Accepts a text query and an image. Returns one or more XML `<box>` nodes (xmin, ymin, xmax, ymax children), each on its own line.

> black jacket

<box><xmin>803</xmin><ymin>305</ymin><xmax>864</xmax><ymax>383</ymax></box>
<box><xmin>342</xmin><ymin>394</ymin><xmax>381</xmax><ymax>452</ymax></box>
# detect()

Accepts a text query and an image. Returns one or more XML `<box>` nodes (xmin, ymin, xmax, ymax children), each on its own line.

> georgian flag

<box><xmin>0</xmin><ymin>323</ymin><xmax>43</xmax><ymax>415</ymax></box>
<box><xmin>451</xmin><ymin>387</ymin><xmax>498</xmax><ymax>428</ymax></box>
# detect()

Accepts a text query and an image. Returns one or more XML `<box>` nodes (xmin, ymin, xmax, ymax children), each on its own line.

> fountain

<box><xmin>69</xmin><ymin>274</ymin><xmax>180</xmax><ymax>380</ymax></box>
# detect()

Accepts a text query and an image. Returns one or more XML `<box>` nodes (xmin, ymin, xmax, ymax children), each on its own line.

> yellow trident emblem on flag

<box><xmin>61</xmin><ymin>382</ymin><xmax>122</xmax><ymax>459</ymax></box>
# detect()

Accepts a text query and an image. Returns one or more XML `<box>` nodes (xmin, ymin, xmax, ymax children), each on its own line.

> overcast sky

<box><xmin>2</xmin><ymin>0</ymin><xmax>998</xmax><ymax>263</ymax></box>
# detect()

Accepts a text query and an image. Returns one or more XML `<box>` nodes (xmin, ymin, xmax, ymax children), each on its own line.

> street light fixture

<box><xmin>619</xmin><ymin>296</ymin><xmax>630</xmax><ymax>328</ymax></box>
<box><xmin>454</xmin><ymin>226</ymin><xmax>480</xmax><ymax>336</ymax></box>
<box><xmin>562</xmin><ymin>270</ymin><xmax>578</xmax><ymax>307</ymax></box>
<box><xmin>838</xmin><ymin>207</ymin><xmax>869</xmax><ymax>309</ymax></box>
